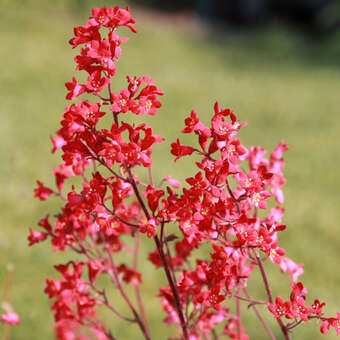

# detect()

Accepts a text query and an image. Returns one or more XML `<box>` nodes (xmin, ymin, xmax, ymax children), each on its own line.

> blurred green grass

<box><xmin>1</xmin><ymin>0</ymin><xmax>340</xmax><ymax>339</ymax></box>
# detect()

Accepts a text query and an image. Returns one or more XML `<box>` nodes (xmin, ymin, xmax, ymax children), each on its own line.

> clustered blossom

<box><xmin>30</xmin><ymin>4</ymin><xmax>339</xmax><ymax>340</ymax></box>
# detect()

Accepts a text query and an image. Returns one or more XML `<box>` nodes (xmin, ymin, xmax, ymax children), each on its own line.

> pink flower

<box><xmin>164</xmin><ymin>175</ymin><xmax>181</xmax><ymax>188</ymax></box>
<box><xmin>50</xmin><ymin>135</ymin><xmax>66</xmax><ymax>154</ymax></box>
<box><xmin>279</xmin><ymin>257</ymin><xmax>304</xmax><ymax>282</ymax></box>
<box><xmin>0</xmin><ymin>312</ymin><xmax>19</xmax><ymax>325</ymax></box>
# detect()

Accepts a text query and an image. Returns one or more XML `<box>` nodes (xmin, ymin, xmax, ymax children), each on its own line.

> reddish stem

<box><xmin>226</xmin><ymin>177</ymin><xmax>240</xmax><ymax>215</ymax></box>
<box><xmin>148</xmin><ymin>167</ymin><xmax>154</xmax><ymax>187</ymax></box>
<box><xmin>108</xmin><ymin>81</ymin><xmax>119</xmax><ymax>125</ymax></box>
<box><xmin>2</xmin><ymin>266</ymin><xmax>13</xmax><ymax>340</ymax></box>
<box><xmin>90</xmin><ymin>284</ymin><xmax>135</xmax><ymax>322</ymax></box>
<box><xmin>163</xmin><ymin>224</ymin><xmax>178</xmax><ymax>286</ymax></box>
<box><xmin>125</xmin><ymin>167</ymin><xmax>189</xmax><ymax>340</ymax></box>
<box><xmin>236</xmin><ymin>287</ymin><xmax>241</xmax><ymax>340</ymax></box>
<box><xmin>106</xmin><ymin>248</ymin><xmax>151</xmax><ymax>340</ymax></box>
<box><xmin>133</xmin><ymin>232</ymin><xmax>151</xmax><ymax>338</ymax></box>
<box><xmin>154</xmin><ymin>234</ymin><xmax>189</xmax><ymax>340</ymax></box>
<box><xmin>243</xmin><ymin>288</ymin><xmax>276</xmax><ymax>340</ymax></box>
<box><xmin>254</xmin><ymin>251</ymin><xmax>291</xmax><ymax>340</ymax></box>
<box><xmin>232</xmin><ymin>294</ymin><xmax>268</xmax><ymax>306</ymax></box>
<box><xmin>76</xmin><ymin>239</ymin><xmax>137</xmax><ymax>324</ymax></box>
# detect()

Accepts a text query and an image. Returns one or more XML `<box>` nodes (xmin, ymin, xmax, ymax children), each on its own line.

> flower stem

<box><xmin>106</xmin><ymin>248</ymin><xmax>151</xmax><ymax>340</ymax></box>
<box><xmin>236</xmin><ymin>287</ymin><xmax>242</xmax><ymax>340</ymax></box>
<box><xmin>243</xmin><ymin>288</ymin><xmax>276</xmax><ymax>340</ymax></box>
<box><xmin>254</xmin><ymin>251</ymin><xmax>291</xmax><ymax>340</ymax></box>
<box><xmin>133</xmin><ymin>232</ymin><xmax>151</xmax><ymax>338</ymax></box>
<box><xmin>126</xmin><ymin>166</ymin><xmax>189</xmax><ymax>340</ymax></box>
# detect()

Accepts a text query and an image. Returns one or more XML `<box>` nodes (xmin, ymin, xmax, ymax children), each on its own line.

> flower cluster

<box><xmin>30</xmin><ymin>4</ymin><xmax>339</xmax><ymax>340</ymax></box>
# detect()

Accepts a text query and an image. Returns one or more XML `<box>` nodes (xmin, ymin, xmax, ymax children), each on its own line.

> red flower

<box><xmin>110</xmin><ymin>89</ymin><xmax>132</xmax><ymax>113</ymax></box>
<box><xmin>249</xmin><ymin>190</ymin><xmax>271</xmax><ymax>209</ymax></box>
<box><xmin>311</xmin><ymin>299</ymin><xmax>326</xmax><ymax>316</ymax></box>
<box><xmin>144</xmin><ymin>185</ymin><xmax>164</xmax><ymax>213</ymax></box>
<box><xmin>86</xmin><ymin>71</ymin><xmax>109</xmax><ymax>93</ymax></box>
<box><xmin>171</xmin><ymin>139</ymin><xmax>196</xmax><ymax>162</ymax></box>
<box><xmin>328</xmin><ymin>312</ymin><xmax>340</xmax><ymax>334</ymax></box>
<box><xmin>89</xmin><ymin>6</ymin><xmax>111</xmax><ymax>27</ymax></box>
<box><xmin>206</xmin><ymin>288</ymin><xmax>225</xmax><ymax>311</ymax></box>
<box><xmin>65</xmin><ymin>77</ymin><xmax>85</xmax><ymax>100</ymax></box>
<box><xmin>182</xmin><ymin>110</ymin><xmax>206</xmax><ymax>134</ymax></box>
<box><xmin>34</xmin><ymin>180</ymin><xmax>53</xmax><ymax>200</ymax></box>
<box><xmin>118</xmin><ymin>264</ymin><xmax>142</xmax><ymax>286</ymax></box>
<box><xmin>268</xmin><ymin>296</ymin><xmax>293</xmax><ymax>319</ymax></box>
<box><xmin>28</xmin><ymin>228</ymin><xmax>48</xmax><ymax>246</ymax></box>
<box><xmin>140</xmin><ymin>219</ymin><xmax>158</xmax><ymax>238</ymax></box>
<box><xmin>53</xmin><ymin>163</ymin><xmax>74</xmax><ymax>191</ymax></box>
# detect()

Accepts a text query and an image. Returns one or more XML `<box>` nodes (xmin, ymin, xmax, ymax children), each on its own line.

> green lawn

<box><xmin>1</xmin><ymin>1</ymin><xmax>340</xmax><ymax>339</ymax></box>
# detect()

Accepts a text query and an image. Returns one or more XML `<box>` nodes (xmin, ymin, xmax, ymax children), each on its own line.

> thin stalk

<box><xmin>232</xmin><ymin>294</ymin><xmax>268</xmax><ymax>306</ymax></box>
<box><xmin>90</xmin><ymin>285</ymin><xmax>135</xmax><ymax>322</ymax></box>
<box><xmin>1</xmin><ymin>268</ymin><xmax>11</xmax><ymax>340</ymax></box>
<box><xmin>286</xmin><ymin>319</ymin><xmax>303</xmax><ymax>330</ymax></box>
<box><xmin>107</xmin><ymin>81</ymin><xmax>119</xmax><ymax>125</ymax></box>
<box><xmin>226</xmin><ymin>177</ymin><xmax>240</xmax><ymax>215</ymax></box>
<box><xmin>254</xmin><ymin>251</ymin><xmax>291</xmax><ymax>340</ymax></box>
<box><xmin>148</xmin><ymin>167</ymin><xmax>154</xmax><ymax>187</ymax></box>
<box><xmin>164</xmin><ymin>228</ymin><xmax>178</xmax><ymax>286</ymax></box>
<box><xmin>125</xmin><ymin>154</ymin><xmax>189</xmax><ymax>339</ymax></box>
<box><xmin>106</xmin><ymin>248</ymin><xmax>151</xmax><ymax>340</ymax></box>
<box><xmin>133</xmin><ymin>232</ymin><xmax>150</xmax><ymax>338</ymax></box>
<box><xmin>154</xmin><ymin>234</ymin><xmax>189</xmax><ymax>340</ymax></box>
<box><xmin>243</xmin><ymin>288</ymin><xmax>276</xmax><ymax>340</ymax></box>
<box><xmin>236</xmin><ymin>287</ymin><xmax>241</xmax><ymax>340</ymax></box>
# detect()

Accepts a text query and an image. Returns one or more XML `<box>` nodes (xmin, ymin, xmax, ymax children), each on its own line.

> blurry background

<box><xmin>1</xmin><ymin>0</ymin><xmax>340</xmax><ymax>338</ymax></box>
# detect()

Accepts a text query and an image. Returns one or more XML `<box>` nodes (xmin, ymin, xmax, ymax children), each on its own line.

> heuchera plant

<box><xmin>30</xmin><ymin>4</ymin><xmax>340</xmax><ymax>340</ymax></box>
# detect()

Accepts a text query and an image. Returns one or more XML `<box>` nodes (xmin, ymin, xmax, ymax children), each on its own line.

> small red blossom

<box><xmin>53</xmin><ymin>163</ymin><xmax>74</xmax><ymax>191</ymax></box>
<box><xmin>28</xmin><ymin>228</ymin><xmax>48</xmax><ymax>246</ymax></box>
<box><xmin>144</xmin><ymin>185</ymin><xmax>164</xmax><ymax>213</ymax></box>
<box><xmin>34</xmin><ymin>180</ymin><xmax>54</xmax><ymax>200</ymax></box>
<box><xmin>312</xmin><ymin>299</ymin><xmax>326</xmax><ymax>316</ymax></box>
<box><xmin>65</xmin><ymin>77</ymin><xmax>85</xmax><ymax>100</ymax></box>
<box><xmin>269</xmin><ymin>296</ymin><xmax>293</xmax><ymax>319</ymax></box>
<box><xmin>206</xmin><ymin>289</ymin><xmax>226</xmax><ymax>311</ymax></box>
<box><xmin>140</xmin><ymin>219</ymin><xmax>158</xmax><ymax>238</ymax></box>
<box><xmin>249</xmin><ymin>190</ymin><xmax>271</xmax><ymax>209</ymax></box>
<box><xmin>118</xmin><ymin>264</ymin><xmax>142</xmax><ymax>286</ymax></box>
<box><xmin>110</xmin><ymin>89</ymin><xmax>132</xmax><ymax>113</ymax></box>
<box><xmin>86</xmin><ymin>71</ymin><xmax>110</xmax><ymax>93</ymax></box>
<box><xmin>171</xmin><ymin>139</ymin><xmax>196</xmax><ymax>162</ymax></box>
<box><xmin>50</xmin><ymin>135</ymin><xmax>66</xmax><ymax>154</ymax></box>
